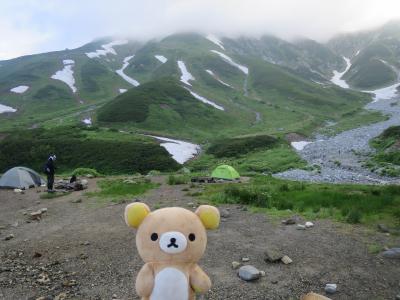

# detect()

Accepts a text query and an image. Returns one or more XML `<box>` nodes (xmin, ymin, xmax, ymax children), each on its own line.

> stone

<box><xmin>325</xmin><ymin>283</ymin><xmax>337</xmax><ymax>294</ymax></box>
<box><xmin>396</xmin><ymin>294</ymin><xmax>400</xmax><ymax>300</ymax></box>
<box><xmin>37</xmin><ymin>273</ymin><xmax>50</xmax><ymax>284</ymax></box>
<box><xmin>81</xmin><ymin>241</ymin><xmax>90</xmax><ymax>246</ymax></box>
<box><xmin>238</xmin><ymin>265</ymin><xmax>261</xmax><ymax>281</ymax></box>
<box><xmin>4</xmin><ymin>234</ymin><xmax>14</xmax><ymax>241</ymax></box>
<box><xmin>232</xmin><ymin>261</ymin><xmax>241</xmax><ymax>269</ymax></box>
<box><xmin>187</xmin><ymin>202</ymin><xmax>194</xmax><ymax>207</ymax></box>
<box><xmin>33</xmin><ymin>252</ymin><xmax>42</xmax><ymax>258</ymax></box>
<box><xmin>72</xmin><ymin>198</ymin><xmax>82</xmax><ymax>203</ymax></box>
<box><xmin>282</xmin><ymin>218</ymin><xmax>296</xmax><ymax>225</ymax></box>
<box><xmin>86</xmin><ymin>174</ymin><xmax>94</xmax><ymax>178</ymax></box>
<box><xmin>220</xmin><ymin>209</ymin><xmax>230</xmax><ymax>218</ymax></box>
<box><xmin>382</xmin><ymin>248</ymin><xmax>400</xmax><ymax>259</ymax></box>
<box><xmin>264</xmin><ymin>247</ymin><xmax>283</xmax><ymax>262</ymax></box>
<box><xmin>305</xmin><ymin>221</ymin><xmax>314</xmax><ymax>228</ymax></box>
<box><xmin>259</xmin><ymin>270</ymin><xmax>266</xmax><ymax>277</ymax></box>
<box><xmin>112</xmin><ymin>294</ymin><xmax>118</xmax><ymax>299</ymax></box>
<box><xmin>377</xmin><ymin>224</ymin><xmax>389</xmax><ymax>233</ymax></box>
<box><xmin>14</xmin><ymin>188</ymin><xmax>23</xmax><ymax>193</ymax></box>
<box><xmin>30</xmin><ymin>211</ymin><xmax>42</xmax><ymax>220</ymax></box>
<box><xmin>40</xmin><ymin>208</ymin><xmax>48</xmax><ymax>213</ymax></box>
<box><xmin>297</xmin><ymin>224</ymin><xmax>306</xmax><ymax>230</ymax></box>
<box><xmin>54</xmin><ymin>293</ymin><xmax>67</xmax><ymax>300</ymax></box>
<box><xmin>281</xmin><ymin>255</ymin><xmax>293</xmax><ymax>264</ymax></box>
<box><xmin>271</xmin><ymin>279</ymin><xmax>278</xmax><ymax>284</ymax></box>
<box><xmin>242</xmin><ymin>257</ymin><xmax>250</xmax><ymax>262</ymax></box>
<box><xmin>63</xmin><ymin>279</ymin><xmax>77</xmax><ymax>287</ymax></box>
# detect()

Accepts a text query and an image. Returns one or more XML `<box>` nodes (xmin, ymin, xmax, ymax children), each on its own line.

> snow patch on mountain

<box><xmin>291</xmin><ymin>141</ymin><xmax>312</xmax><ymax>151</ymax></box>
<box><xmin>206</xmin><ymin>70</ymin><xmax>232</xmax><ymax>87</ymax></box>
<box><xmin>82</xmin><ymin>118</ymin><xmax>92</xmax><ymax>125</ymax></box>
<box><xmin>119</xmin><ymin>88</ymin><xmax>127</xmax><ymax>94</ymax></box>
<box><xmin>10</xmin><ymin>85</ymin><xmax>29</xmax><ymax>94</ymax></box>
<box><xmin>185</xmin><ymin>87</ymin><xmax>224</xmax><ymax>111</ymax></box>
<box><xmin>116</xmin><ymin>55</ymin><xmax>140</xmax><ymax>87</ymax></box>
<box><xmin>51</xmin><ymin>60</ymin><xmax>77</xmax><ymax>93</ymax></box>
<box><xmin>210</xmin><ymin>50</ymin><xmax>249</xmax><ymax>75</ymax></box>
<box><xmin>148</xmin><ymin>135</ymin><xmax>200</xmax><ymax>164</ymax></box>
<box><xmin>206</xmin><ymin>34</ymin><xmax>225</xmax><ymax>50</ymax></box>
<box><xmin>365</xmin><ymin>82</ymin><xmax>400</xmax><ymax>102</ymax></box>
<box><xmin>330</xmin><ymin>56</ymin><xmax>351</xmax><ymax>89</ymax></box>
<box><xmin>0</xmin><ymin>104</ymin><xmax>17</xmax><ymax>113</ymax></box>
<box><xmin>155</xmin><ymin>55</ymin><xmax>168</xmax><ymax>63</ymax></box>
<box><xmin>178</xmin><ymin>61</ymin><xmax>195</xmax><ymax>86</ymax></box>
<box><xmin>85</xmin><ymin>40</ymin><xmax>128</xmax><ymax>58</ymax></box>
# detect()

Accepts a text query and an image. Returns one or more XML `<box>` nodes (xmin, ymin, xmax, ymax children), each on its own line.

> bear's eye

<box><xmin>150</xmin><ymin>233</ymin><xmax>158</xmax><ymax>241</ymax></box>
<box><xmin>188</xmin><ymin>233</ymin><xmax>196</xmax><ymax>242</ymax></box>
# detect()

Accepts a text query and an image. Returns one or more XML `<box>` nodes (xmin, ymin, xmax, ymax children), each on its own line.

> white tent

<box><xmin>0</xmin><ymin>167</ymin><xmax>45</xmax><ymax>189</ymax></box>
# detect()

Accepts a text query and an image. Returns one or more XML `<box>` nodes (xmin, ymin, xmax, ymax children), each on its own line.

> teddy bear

<box><xmin>124</xmin><ymin>202</ymin><xmax>220</xmax><ymax>300</ymax></box>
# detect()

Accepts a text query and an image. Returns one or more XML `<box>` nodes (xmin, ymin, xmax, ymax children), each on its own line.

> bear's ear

<box><xmin>195</xmin><ymin>205</ymin><xmax>220</xmax><ymax>230</ymax></box>
<box><xmin>125</xmin><ymin>202</ymin><xmax>151</xmax><ymax>228</ymax></box>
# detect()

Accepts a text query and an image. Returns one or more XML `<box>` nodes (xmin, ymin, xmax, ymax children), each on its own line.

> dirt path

<box><xmin>1</xmin><ymin>177</ymin><xmax>399</xmax><ymax>299</ymax></box>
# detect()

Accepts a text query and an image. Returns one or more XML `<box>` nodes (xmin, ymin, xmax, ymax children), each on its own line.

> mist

<box><xmin>1</xmin><ymin>0</ymin><xmax>400</xmax><ymax>60</ymax></box>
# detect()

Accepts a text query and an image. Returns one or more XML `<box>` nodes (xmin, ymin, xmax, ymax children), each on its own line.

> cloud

<box><xmin>1</xmin><ymin>0</ymin><xmax>400</xmax><ymax>60</ymax></box>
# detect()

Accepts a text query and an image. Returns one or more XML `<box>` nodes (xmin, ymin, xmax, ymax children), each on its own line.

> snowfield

<box><xmin>210</xmin><ymin>50</ymin><xmax>249</xmax><ymax>75</ymax></box>
<box><xmin>330</xmin><ymin>57</ymin><xmax>351</xmax><ymax>89</ymax></box>
<box><xmin>291</xmin><ymin>141</ymin><xmax>312</xmax><ymax>151</ymax></box>
<box><xmin>149</xmin><ymin>135</ymin><xmax>200</xmax><ymax>164</ymax></box>
<box><xmin>116</xmin><ymin>56</ymin><xmax>140</xmax><ymax>87</ymax></box>
<box><xmin>365</xmin><ymin>82</ymin><xmax>400</xmax><ymax>102</ymax></box>
<box><xmin>185</xmin><ymin>88</ymin><xmax>224</xmax><ymax>111</ymax></box>
<box><xmin>10</xmin><ymin>85</ymin><xmax>29</xmax><ymax>94</ymax></box>
<box><xmin>51</xmin><ymin>60</ymin><xmax>77</xmax><ymax>93</ymax></box>
<box><xmin>82</xmin><ymin>118</ymin><xmax>92</xmax><ymax>125</ymax></box>
<box><xmin>177</xmin><ymin>61</ymin><xmax>195</xmax><ymax>86</ymax></box>
<box><xmin>0</xmin><ymin>104</ymin><xmax>17</xmax><ymax>113</ymax></box>
<box><xmin>119</xmin><ymin>88</ymin><xmax>127</xmax><ymax>94</ymax></box>
<box><xmin>85</xmin><ymin>40</ymin><xmax>128</xmax><ymax>58</ymax></box>
<box><xmin>206</xmin><ymin>70</ymin><xmax>232</xmax><ymax>87</ymax></box>
<box><xmin>206</xmin><ymin>34</ymin><xmax>225</xmax><ymax>50</ymax></box>
<box><xmin>155</xmin><ymin>55</ymin><xmax>168</xmax><ymax>63</ymax></box>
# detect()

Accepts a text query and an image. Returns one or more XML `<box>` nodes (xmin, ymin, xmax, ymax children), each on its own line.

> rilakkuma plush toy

<box><xmin>124</xmin><ymin>202</ymin><xmax>220</xmax><ymax>300</ymax></box>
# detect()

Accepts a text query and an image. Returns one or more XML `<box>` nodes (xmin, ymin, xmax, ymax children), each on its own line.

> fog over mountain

<box><xmin>1</xmin><ymin>0</ymin><xmax>400</xmax><ymax>59</ymax></box>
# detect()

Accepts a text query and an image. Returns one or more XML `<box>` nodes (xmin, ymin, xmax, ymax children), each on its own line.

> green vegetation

<box><xmin>368</xmin><ymin>126</ymin><xmax>400</xmax><ymax>176</ymax></box>
<box><xmin>0</xmin><ymin>126</ymin><xmax>179</xmax><ymax>174</ymax></box>
<box><xmin>87</xmin><ymin>178</ymin><xmax>158</xmax><ymax>202</ymax></box>
<box><xmin>72</xmin><ymin>168</ymin><xmax>102</xmax><ymax>177</ymax></box>
<box><xmin>207</xmin><ymin>135</ymin><xmax>278</xmax><ymax>157</ymax></box>
<box><xmin>201</xmin><ymin>176</ymin><xmax>400</xmax><ymax>226</ymax></box>
<box><xmin>167</xmin><ymin>175</ymin><xmax>189</xmax><ymax>185</ymax></box>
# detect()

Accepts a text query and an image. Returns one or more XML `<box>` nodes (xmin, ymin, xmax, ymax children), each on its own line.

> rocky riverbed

<box><xmin>275</xmin><ymin>96</ymin><xmax>400</xmax><ymax>184</ymax></box>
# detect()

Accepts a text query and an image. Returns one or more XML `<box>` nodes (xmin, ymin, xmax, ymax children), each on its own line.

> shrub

<box><xmin>346</xmin><ymin>209</ymin><xmax>363</xmax><ymax>224</ymax></box>
<box><xmin>223</xmin><ymin>185</ymin><xmax>270</xmax><ymax>207</ymax></box>
<box><xmin>72</xmin><ymin>168</ymin><xmax>101</xmax><ymax>177</ymax></box>
<box><xmin>167</xmin><ymin>175</ymin><xmax>189</xmax><ymax>185</ymax></box>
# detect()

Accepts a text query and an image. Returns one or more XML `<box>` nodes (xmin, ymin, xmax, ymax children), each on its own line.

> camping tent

<box><xmin>0</xmin><ymin>167</ymin><xmax>45</xmax><ymax>189</ymax></box>
<box><xmin>211</xmin><ymin>165</ymin><xmax>240</xmax><ymax>180</ymax></box>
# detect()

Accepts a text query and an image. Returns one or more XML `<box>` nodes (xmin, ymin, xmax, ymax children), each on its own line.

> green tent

<box><xmin>211</xmin><ymin>165</ymin><xmax>240</xmax><ymax>180</ymax></box>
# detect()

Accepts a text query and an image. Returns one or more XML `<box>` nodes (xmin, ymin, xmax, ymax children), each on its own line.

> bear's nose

<box><xmin>170</xmin><ymin>238</ymin><xmax>176</xmax><ymax>243</ymax></box>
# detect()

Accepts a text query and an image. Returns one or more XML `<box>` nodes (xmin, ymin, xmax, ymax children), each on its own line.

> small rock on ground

<box><xmin>281</xmin><ymin>255</ymin><xmax>293</xmax><ymax>264</ymax></box>
<box><xmin>282</xmin><ymin>217</ymin><xmax>296</xmax><ymax>225</ymax></box>
<box><xmin>305</xmin><ymin>221</ymin><xmax>314</xmax><ymax>228</ymax></box>
<box><xmin>264</xmin><ymin>247</ymin><xmax>283</xmax><ymax>262</ymax></box>
<box><xmin>220</xmin><ymin>208</ymin><xmax>230</xmax><ymax>218</ymax></box>
<box><xmin>4</xmin><ymin>234</ymin><xmax>14</xmax><ymax>241</ymax></box>
<box><xmin>377</xmin><ymin>224</ymin><xmax>389</xmax><ymax>233</ymax></box>
<box><xmin>232</xmin><ymin>261</ymin><xmax>241</xmax><ymax>269</ymax></box>
<box><xmin>238</xmin><ymin>265</ymin><xmax>261</xmax><ymax>281</ymax></box>
<box><xmin>325</xmin><ymin>283</ymin><xmax>337</xmax><ymax>294</ymax></box>
<box><xmin>297</xmin><ymin>224</ymin><xmax>306</xmax><ymax>230</ymax></box>
<box><xmin>242</xmin><ymin>257</ymin><xmax>250</xmax><ymax>262</ymax></box>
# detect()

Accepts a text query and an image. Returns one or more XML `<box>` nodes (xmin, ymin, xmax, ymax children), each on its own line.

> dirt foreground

<box><xmin>0</xmin><ymin>177</ymin><xmax>399</xmax><ymax>300</ymax></box>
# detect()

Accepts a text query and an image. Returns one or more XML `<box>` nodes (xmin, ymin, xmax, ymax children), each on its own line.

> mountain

<box><xmin>328</xmin><ymin>20</ymin><xmax>400</xmax><ymax>89</ymax></box>
<box><xmin>1</xmin><ymin>27</ymin><xmax>395</xmax><ymax>173</ymax></box>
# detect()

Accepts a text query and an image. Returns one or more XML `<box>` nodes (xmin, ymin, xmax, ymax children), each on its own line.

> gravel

<box><xmin>275</xmin><ymin>96</ymin><xmax>400</xmax><ymax>184</ymax></box>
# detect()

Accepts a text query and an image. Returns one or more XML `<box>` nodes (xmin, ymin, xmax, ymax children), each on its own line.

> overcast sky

<box><xmin>1</xmin><ymin>0</ymin><xmax>400</xmax><ymax>60</ymax></box>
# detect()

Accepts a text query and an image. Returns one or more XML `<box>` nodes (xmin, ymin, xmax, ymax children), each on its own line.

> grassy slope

<box><xmin>201</xmin><ymin>176</ymin><xmax>400</xmax><ymax>227</ymax></box>
<box><xmin>367</xmin><ymin>125</ymin><xmax>400</xmax><ymax>176</ymax></box>
<box><xmin>0</xmin><ymin>126</ymin><xmax>180</xmax><ymax>174</ymax></box>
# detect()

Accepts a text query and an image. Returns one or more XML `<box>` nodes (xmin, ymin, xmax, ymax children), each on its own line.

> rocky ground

<box><xmin>275</xmin><ymin>97</ymin><xmax>400</xmax><ymax>184</ymax></box>
<box><xmin>1</xmin><ymin>177</ymin><xmax>400</xmax><ymax>300</ymax></box>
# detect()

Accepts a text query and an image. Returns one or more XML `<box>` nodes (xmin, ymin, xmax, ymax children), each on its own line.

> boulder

<box><xmin>281</xmin><ymin>255</ymin><xmax>293</xmax><ymax>264</ymax></box>
<box><xmin>305</xmin><ymin>221</ymin><xmax>314</xmax><ymax>228</ymax></box>
<box><xmin>325</xmin><ymin>283</ymin><xmax>337</xmax><ymax>294</ymax></box>
<box><xmin>238</xmin><ymin>265</ymin><xmax>261</xmax><ymax>281</ymax></box>
<box><xmin>232</xmin><ymin>261</ymin><xmax>241</xmax><ymax>269</ymax></box>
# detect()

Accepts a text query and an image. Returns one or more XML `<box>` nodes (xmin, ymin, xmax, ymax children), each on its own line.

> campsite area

<box><xmin>1</xmin><ymin>175</ymin><xmax>399</xmax><ymax>300</ymax></box>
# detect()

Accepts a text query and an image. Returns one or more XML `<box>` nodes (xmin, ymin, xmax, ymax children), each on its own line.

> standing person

<box><xmin>45</xmin><ymin>154</ymin><xmax>56</xmax><ymax>192</ymax></box>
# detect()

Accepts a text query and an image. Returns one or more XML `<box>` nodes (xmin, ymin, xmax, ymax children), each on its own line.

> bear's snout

<box><xmin>159</xmin><ymin>231</ymin><xmax>188</xmax><ymax>254</ymax></box>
